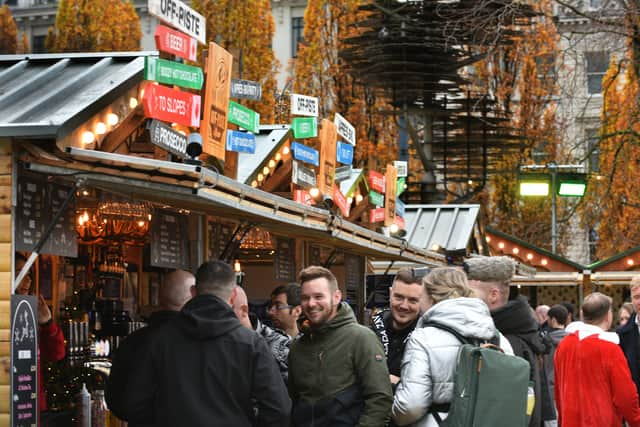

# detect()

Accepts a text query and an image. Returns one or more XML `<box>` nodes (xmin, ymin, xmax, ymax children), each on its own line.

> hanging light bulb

<box><xmin>309</xmin><ymin>188</ymin><xmax>320</xmax><ymax>198</ymax></box>
<box><xmin>95</xmin><ymin>122</ymin><xmax>107</xmax><ymax>135</ymax></box>
<box><xmin>355</xmin><ymin>194</ymin><xmax>364</xmax><ymax>204</ymax></box>
<box><xmin>234</xmin><ymin>260</ymin><xmax>241</xmax><ymax>272</ymax></box>
<box><xmin>282</xmin><ymin>146</ymin><xmax>290</xmax><ymax>155</ymax></box>
<box><xmin>275</xmin><ymin>153</ymin><xmax>282</xmax><ymax>161</ymax></box>
<box><xmin>129</xmin><ymin>97</ymin><xmax>138</xmax><ymax>109</ymax></box>
<box><xmin>81</xmin><ymin>131</ymin><xmax>95</xmax><ymax>145</ymax></box>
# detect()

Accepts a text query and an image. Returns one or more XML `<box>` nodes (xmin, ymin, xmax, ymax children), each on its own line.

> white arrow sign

<box><xmin>148</xmin><ymin>0</ymin><xmax>206</xmax><ymax>45</ymax></box>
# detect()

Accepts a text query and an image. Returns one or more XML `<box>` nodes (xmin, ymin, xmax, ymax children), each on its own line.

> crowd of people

<box><xmin>104</xmin><ymin>257</ymin><xmax>640</xmax><ymax>427</ymax></box>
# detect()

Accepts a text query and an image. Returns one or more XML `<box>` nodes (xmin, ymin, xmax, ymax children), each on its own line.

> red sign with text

<box><xmin>333</xmin><ymin>185</ymin><xmax>350</xmax><ymax>217</ymax></box>
<box><xmin>294</xmin><ymin>190</ymin><xmax>315</xmax><ymax>206</ymax></box>
<box><xmin>370</xmin><ymin>207</ymin><xmax>385</xmax><ymax>223</ymax></box>
<box><xmin>142</xmin><ymin>84</ymin><xmax>201</xmax><ymax>128</ymax></box>
<box><xmin>368</xmin><ymin>170</ymin><xmax>385</xmax><ymax>194</ymax></box>
<box><xmin>155</xmin><ymin>25</ymin><xmax>198</xmax><ymax>62</ymax></box>
<box><xmin>395</xmin><ymin>215</ymin><xmax>405</xmax><ymax>230</ymax></box>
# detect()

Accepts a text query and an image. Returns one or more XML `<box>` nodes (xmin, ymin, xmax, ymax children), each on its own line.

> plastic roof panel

<box><xmin>404</xmin><ymin>204</ymin><xmax>480</xmax><ymax>252</ymax></box>
<box><xmin>0</xmin><ymin>52</ymin><xmax>154</xmax><ymax>138</ymax></box>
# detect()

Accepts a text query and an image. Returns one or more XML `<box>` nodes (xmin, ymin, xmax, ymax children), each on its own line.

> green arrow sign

<box><xmin>397</xmin><ymin>177</ymin><xmax>406</xmax><ymax>196</ymax></box>
<box><xmin>292</xmin><ymin>117</ymin><xmax>318</xmax><ymax>139</ymax></box>
<box><xmin>144</xmin><ymin>57</ymin><xmax>203</xmax><ymax>90</ymax></box>
<box><xmin>369</xmin><ymin>190</ymin><xmax>384</xmax><ymax>207</ymax></box>
<box><xmin>228</xmin><ymin>100</ymin><xmax>260</xmax><ymax>134</ymax></box>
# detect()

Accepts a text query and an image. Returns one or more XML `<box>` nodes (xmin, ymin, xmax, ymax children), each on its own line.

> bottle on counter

<box><xmin>75</xmin><ymin>383</ymin><xmax>91</xmax><ymax>427</ymax></box>
<box><xmin>91</xmin><ymin>389</ymin><xmax>107</xmax><ymax>427</ymax></box>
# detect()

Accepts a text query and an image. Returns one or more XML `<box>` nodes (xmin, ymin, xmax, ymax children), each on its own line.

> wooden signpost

<box><xmin>318</xmin><ymin>119</ymin><xmax>337</xmax><ymax>196</ymax></box>
<box><xmin>384</xmin><ymin>164</ymin><xmax>397</xmax><ymax>226</ymax></box>
<box><xmin>142</xmin><ymin>84</ymin><xmax>201</xmax><ymax>128</ymax></box>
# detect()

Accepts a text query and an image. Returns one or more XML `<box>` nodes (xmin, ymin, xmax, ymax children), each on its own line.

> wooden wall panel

<box><xmin>0</xmin><ymin>139</ymin><xmax>11</xmax><ymax>423</ymax></box>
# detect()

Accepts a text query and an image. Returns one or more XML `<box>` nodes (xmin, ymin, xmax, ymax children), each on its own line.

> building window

<box><xmin>585</xmin><ymin>51</ymin><xmax>609</xmax><ymax>95</ymax></box>
<box><xmin>532</xmin><ymin>140</ymin><xmax>548</xmax><ymax>164</ymax></box>
<box><xmin>291</xmin><ymin>17</ymin><xmax>304</xmax><ymax>58</ymax></box>
<box><xmin>589</xmin><ymin>0</ymin><xmax>603</xmax><ymax>9</ymax></box>
<box><xmin>2</xmin><ymin>0</ymin><xmax>18</xmax><ymax>5</ymax></box>
<box><xmin>535</xmin><ymin>54</ymin><xmax>556</xmax><ymax>81</ymax></box>
<box><xmin>32</xmin><ymin>35</ymin><xmax>47</xmax><ymax>53</ymax></box>
<box><xmin>589</xmin><ymin>227</ymin><xmax>599</xmax><ymax>263</ymax></box>
<box><xmin>585</xmin><ymin>128</ymin><xmax>600</xmax><ymax>172</ymax></box>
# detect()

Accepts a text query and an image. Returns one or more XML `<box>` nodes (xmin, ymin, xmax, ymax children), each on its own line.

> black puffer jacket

<box><xmin>109</xmin><ymin>294</ymin><xmax>291</xmax><ymax>427</ymax></box>
<box><xmin>492</xmin><ymin>296</ymin><xmax>551</xmax><ymax>427</ymax></box>
<box><xmin>370</xmin><ymin>309</ymin><xmax>416</xmax><ymax>377</ymax></box>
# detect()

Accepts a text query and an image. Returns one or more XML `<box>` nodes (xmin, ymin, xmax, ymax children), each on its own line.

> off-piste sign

<box><xmin>292</xmin><ymin>117</ymin><xmax>318</xmax><ymax>139</ymax></box>
<box><xmin>147</xmin><ymin>119</ymin><xmax>188</xmax><ymax>158</ymax></box>
<box><xmin>142</xmin><ymin>84</ymin><xmax>201</xmax><ymax>128</ymax></box>
<box><xmin>291</xmin><ymin>93</ymin><xmax>319</xmax><ymax>117</ymax></box>
<box><xmin>154</xmin><ymin>25</ymin><xmax>197</xmax><ymax>62</ymax></box>
<box><xmin>228</xmin><ymin>101</ymin><xmax>260</xmax><ymax>134</ymax></box>
<box><xmin>230</xmin><ymin>78</ymin><xmax>262</xmax><ymax>101</ymax></box>
<box><xmin>291</xmin><ymin>142</ymin><xmax>319</xmax><ymax>167</ymax></box>
<box><xmin>148</xmin><ymin>0</ymin><xmax>206</xmax><ymax>45</ymax></box>
<box><xmin>292</xmin><ymin>160</ymin><xmax>317</xmax><ymax>188</ymax></box>
<box><xmin>226</xmin><ymin>130</ymin><xmax>256</xmax><ymax>154</ymax></box>
<box><xmin>334</xmin><ymin>113</ymin><xmax>356</xmax><ymax>146</ymax></box>
<box><xmin>145</xmin><ymin>57</ymin><xmax>203</xmax><ymax>90</ymax></box>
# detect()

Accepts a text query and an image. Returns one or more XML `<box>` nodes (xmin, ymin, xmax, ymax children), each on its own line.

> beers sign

<box><xmin>148</xmin><ymin>0</ymin><xmax>206</xmax><ymax>44</ymax></box>
<box><xmin>291</xmin><ymin>93</ymin><xmax>319</xmax><ymax>117</ymax></box>
<box><xmin>154</xmin><ymin>25</ymin><xmax>197</xmax><ymax>62</ymax></box>
<box><xmin>142</xmin><ymin>84</ymin><xmax>201</xmax><ymax>128</ymax></box>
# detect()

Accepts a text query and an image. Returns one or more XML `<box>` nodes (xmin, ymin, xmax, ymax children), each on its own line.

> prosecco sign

<box><xmin>148</xmin><ymin>0</ymin><xmax>206</xmax><ymax>44</ymax></box>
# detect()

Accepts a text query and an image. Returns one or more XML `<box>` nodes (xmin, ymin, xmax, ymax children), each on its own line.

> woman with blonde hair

<box><xmin>618</xmin><ymin>302</ymin><xmax>635</xmax><ymax>327</ymax></box>
<box><xmin>392</xmin><ymin>267</ymin><xmax>500</xmax><ymax>427</ymax></box>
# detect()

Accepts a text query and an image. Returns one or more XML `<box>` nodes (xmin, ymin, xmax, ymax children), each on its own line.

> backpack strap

<box><xmin>422</xmin><ymin>321</ymin><xmax>473</xmax><ymax>345</ymax></box>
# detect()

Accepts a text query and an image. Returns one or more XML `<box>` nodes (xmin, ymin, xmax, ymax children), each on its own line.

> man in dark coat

<box><xmin>466</xmin><ymin>255</ymin><xmax>552</xmax><ymax>427</ymax></box>
<box><xmin>618</xmin><ymin>276</ymin><xmax>640</xmax><ymax>399</ymax></box>
<box><xmin>108</xmin><ymin>261</ymin><xmax>291</xmax><ymax>427</ymax></box>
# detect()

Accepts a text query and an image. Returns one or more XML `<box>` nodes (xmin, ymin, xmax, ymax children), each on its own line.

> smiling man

<box><xmin>371</xmin><ymin>269</ymin><xmax>424</xmax><ymax>385</ymax></box>
<box><xmin>288</xmin><ymin>266</ymin><xmax>392</xmax><ymax>427</ymax></box>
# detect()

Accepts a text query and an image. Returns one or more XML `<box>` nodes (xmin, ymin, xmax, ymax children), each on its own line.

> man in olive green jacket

<box><xmin>288</xmin><ymin>266</ymin><xmax>392</xmax><ymax>427</ymax></box>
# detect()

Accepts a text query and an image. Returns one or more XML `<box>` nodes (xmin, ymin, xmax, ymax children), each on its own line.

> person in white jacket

<box><xmin>392</xmin><ymin>267</ymin><xmax>501</xmax><ymax>427</ymax></box>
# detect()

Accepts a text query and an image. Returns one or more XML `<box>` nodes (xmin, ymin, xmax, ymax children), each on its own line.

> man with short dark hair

<box><xmin>113</xmin><ymin>261</ymin><xmax>291</xmax><ymax>427</ymax></box>
<box><xmin>370</xmin><ymin>269</ymin><xmax>423</xmax><ymax>387</ymax></box>
<box><xmin>618</xmin><ymin>276</ymin><xmax>640</xmax><ymax>398</ymax></box>
<box><xmin>269</xmin><ymin>283</ymin><xmax>302</xmax><ymax>338</ymax></box>
<box><xmin>288</xmin><ymin>266</ymin><xmax>392</xmax><ymax>427</ymax></box>
<box><xmin>555</xmin><ymin>292</ymin><xmax>640</xmax><ymax>426</ymax></box>
<box><xmin>543</xmin><ymin>304</ymin><xmax>568</xmax><ymax>422</ymax></box>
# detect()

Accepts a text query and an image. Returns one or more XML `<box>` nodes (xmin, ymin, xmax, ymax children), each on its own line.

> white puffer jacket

<box><xmin>392</xmin><ymin>297</ymin><xmax>499</xmax><ymax>427</ymax></box>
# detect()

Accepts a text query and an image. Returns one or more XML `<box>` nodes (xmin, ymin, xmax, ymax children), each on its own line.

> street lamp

<box><xmin>518</xmin><ymin>164</ymin><xmax>587</xmax><ymax>253</ymax></box>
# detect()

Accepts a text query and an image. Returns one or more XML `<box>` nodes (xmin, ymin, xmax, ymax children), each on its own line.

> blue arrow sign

<box><xmin>336</xmin><ymin>140</ymin><xmax>353</xmax><ymax>165</ymax></box>
<box><xmin>226</xmin><ymin>130</ymin><xmax>256</xmax><ymax>154</ymax></box>
<box><xmin>291</xmin><ymin>141</ymin><xmax>319</xmax><ymax>167</ymax></box>
<box><xmin>395</xmin><ymin>198</ymin><xmax>406</xmax><ymax>217</ymax></box>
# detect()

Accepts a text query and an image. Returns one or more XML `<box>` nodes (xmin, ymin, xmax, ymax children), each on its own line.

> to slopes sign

<box><xmin>147</xmin><ymin>119</ymin><xmax>188</xmax><ymax>157</ymax></box>
<box><xmin>145</xmin><ymin>57</ymin><xmax>203</xmax><ymax>90</ymax></box>
<box><xmin>148</xmin><ymin>0</ymin><xmax>206</xmax><ymax>45</ymax></box>
<box><xmin>143</xmin><ymin>84</ymin><xmax>201</xmax><ymax>128</ymax></box>
<box><xmin>291</xmin><ymin>93</ymin><xmax>318</xmax><ymax>117</ymax></box>
<box><xmin>154</xmin><ymin>25</ymin><xmax>197</xmax><ymax>62</ymax></box>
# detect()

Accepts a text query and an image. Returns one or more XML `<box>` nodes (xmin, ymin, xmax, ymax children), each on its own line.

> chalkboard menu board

<box><xmin>344</xmin><ymin>254</ymin><xmax>364</xmax><ymax>304</ymax></box>
<box><xmin>11</xmin><ymin>295</ymin><xmax>38</xmax><ymax>427</ymax></box>
<box><xmin>274</xmin><ymin>238</ymin><xmax>296</xmax><ymax>282</ymax></box>
<box><xmin>15</xmin><ymin>177</ymin><xmax>78</xmax><ymax>257</ymax></box>
<box><xmin>150</xmin><ymin>209</ymin><xmax>190</xmax><ymax>269</ymax></box>
<box><xmin>207</xmin><ymin>220</ymin><xmax>235</xmax><ymax>260</ymax></box>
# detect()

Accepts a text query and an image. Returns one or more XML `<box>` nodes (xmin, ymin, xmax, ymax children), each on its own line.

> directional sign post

<box><xmin>384</xmin><ymin>164</ymin><xmax>397</xmax><ymax>227</ymax></box>
<box><xmin>230</xmin><ymin>78</ymin><xmax>262</xmax><ymax>101</ymax></box>
<box><xmin>368</xmin><ymin>170</ymin><xmax>385</xmax><ymax>194</ymax></box>
<box><xmin>145</xmin><ymin>57</ymin><xmax>203</xmax><ymax>90</ymax></box>
<box><xmin>370</xmin><ymin>207</ymin><xmax>385</xmax><ymax>223</ymax></box>
<box><xmin>369</xmin><ymin>190</ymin><xmax>384</xmax><ymax>207</ymax></box>
<box><xmin>201</xmin><ymin>42</ymin><xmax>232</xmax><ymax>160</ymax></box>
<box><xmin>292</xmin><ymin>161</ymin><xmax>317</xmax><ymax>188</ymax></box>
<box><xmin>334</xmin><ymin>165</ymin><xmax>352</xmax><ymax>183</ymax></box>
<box><xmin>291</xmin><ymin>142</ymin><xmax>319</xmax><ymax>167</ymax></box>
<box><xmin>147</xmin><ymin>119</ymin><xmax>188</xmax><ymax>158</ymax></box>
<box><xmin>226</xmin><ymin>130</ymin><xmax>256</xmax><ymax>154</ymax></box>
<box><xmin>148</xmin><ymin>0</ymin><xmax>206</xmax><ymax>44</ymax></box>
<box><xmin>334</xmin><ymin>112</ymin><xmax>356</xmax><ymax>146</ymax></box>
<box><xmin>333</xmin><ymin>185</ymin><xmax>350</xmax><ymax>217</ymax></box>
<box><xmin>292</xmin><ymin>117</ymin><xmax>318</xmax><ymax>139</ymax></box>
<box><xmin>142</xmin><ymin>84</ymin><xmax>201</xmax><ymax>128</ymax></box>
<box><xmin>336</xmin><ymin>141</ymin><xmax>353</xmax><ymax>165</ymax></box>
<box><xmin>291</xmin><ymin>93</ymin><xmax>319</xmax><ymax>117</ymax></box>
<box><xmin>154</xmin><ymin>25</ymin><xmax>198</xmax><ymax>62</ymax></box>
<box><xmin>228</xmin><ymin>101</ymin><xmax>260</xmax><ymax>134</ymax></box>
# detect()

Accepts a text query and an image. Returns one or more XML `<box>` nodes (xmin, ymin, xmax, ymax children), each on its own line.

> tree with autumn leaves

<box><xmin>293</xmin><ymin>0</ymin><xmax>397</xmax><ymax>170</ymax></box>
<box><xmin>46</xmin><ymin>0</ymin><xmax>141</xmax><ymax>52</ymax></box>
<box><xmin>0</xmin><ymin>5</ymin><xmax>28</xmax><ymax>54</ymax></box>
<box><xmin>192</xmin><ymin>0</ymin><xmax>278</xmax><ymax>123</ymax></box>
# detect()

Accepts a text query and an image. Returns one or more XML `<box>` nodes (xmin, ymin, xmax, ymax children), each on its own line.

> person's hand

<box><xmin>37</xmin><ymin>295</ymin><xmax>52</xmax><ymax>325</ymax></box>
<box><xmin>389</xmin><ymin>374</ymin><xmax>400</xmax><ymax>385</ymax></box>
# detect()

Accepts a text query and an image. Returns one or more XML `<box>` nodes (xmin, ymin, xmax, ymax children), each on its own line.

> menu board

<box><xmin>15</xmin><ymin>178</ymin><xmax>78</xmax><ymax>257</ymax></box>
<box><xmin>344</xmin><ymin>254</ymin><xmax>364</xmax><ymax>304</ymax></box>
<box><xmin>11</xmin><ymin>295</ymin><xmax>38</xmax><ymax>427</ymax></box>
<box><xmin>207</xmin><ymin>220</ymin><xmax>235</xmax><ymax>260</ymax></box>
<box><xmin>274</xmin><ymin>238</ymin><xmax>296</xmax><ymax>282</ymax></box>
<box><xmin>150</xmin><ymin>209</ymin><xmax>190</xmax><ymax>269</ymax></box>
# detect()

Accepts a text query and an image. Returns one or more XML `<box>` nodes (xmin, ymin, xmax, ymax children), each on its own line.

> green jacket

<box><xmin>288</xmin><ymin>303</ymin><xmax>392</xmax><ymax>427</ymax></box>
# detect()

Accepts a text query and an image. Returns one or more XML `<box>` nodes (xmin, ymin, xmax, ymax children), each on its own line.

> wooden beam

<box><xmin>348</xmin><ymin>196</ymin><xmax>371</xmax><ymax>223</ymax></box>
<box><xmin>262</xmin><ymin>160</ymin><xmax>293</xmax><ymax>192</ymax></box>
<box><xmin>99</xmin><ymin>106</ymin><xmax>146</xmax><ymax>153</ymax></box>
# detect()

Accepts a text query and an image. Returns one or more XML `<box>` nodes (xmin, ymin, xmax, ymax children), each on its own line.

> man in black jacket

<box><xmin>108</xmin><ymin>261</ymin><xmax>291</xmax><ymax>427</ymax></box>
<box><xmin>618</xmin><ymin>276</ymin><xmax>640</xmax><ymax>399</ymax></box>
<box><xmin>370</xmin><ymin>268</ymin><xmax>424</xmax><ymax>385</ymax></box>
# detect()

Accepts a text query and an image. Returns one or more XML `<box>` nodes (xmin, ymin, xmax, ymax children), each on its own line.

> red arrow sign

<box><xmin>142</xmin><ymin>84</ymin><xmax>201</xmax><ymax>128</ymax></box>
<box><xmin>370</xmin><ymin>207</ymin><xmax>385</xmax><ymax>223</ymax></box>
<box><xmin>155</xmin><ymin>25</ymin><xmax>198</xmax><ymax>62</ymax></box>
<box><xmin>368</xmin><ymin>170</ymin><xmax>385</xmax><ymax>194</ymax></box>
<box><xmin>333</xmin><ymin>185</ymin><xmax>350</xmax><ymax>217</ymax></box>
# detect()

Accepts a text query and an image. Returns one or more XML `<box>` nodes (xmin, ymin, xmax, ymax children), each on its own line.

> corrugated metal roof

<box><xmin>237</xmin><ymin>124</ymin><xmax>290</xmax><ymax>184</ymax></box>
<box><xmin>404</xmin><ymin>204</ymin><xmax>480</xmax><ymax>252</ymax></box>
<box><xmin>0</xmin><ymin>51</ymin><xmax>155</xmax><ymax>138</ymax></box>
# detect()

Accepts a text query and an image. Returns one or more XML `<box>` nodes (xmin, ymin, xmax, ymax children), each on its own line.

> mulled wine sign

<box><xmin>11</xmin><ymin>295</ymin><xmax>38</xmax><ymax>427</ymax></box>
<box><xmin>142</xmin><ymin>84</ymin><xmax>201</xmax><ymax>128</ymax></box>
